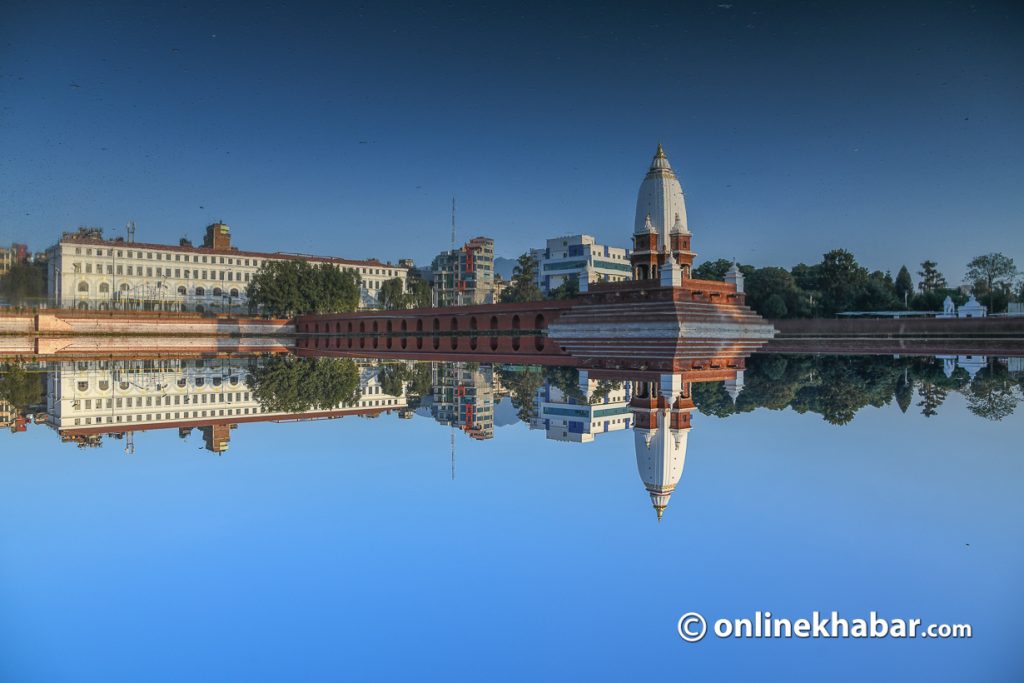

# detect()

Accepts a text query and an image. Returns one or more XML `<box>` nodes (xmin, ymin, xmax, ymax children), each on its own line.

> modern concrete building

<box><xmin>534</xmin><ymin>234</ymin><xmax>631</xmax><ymax>294</ymax></box>
<box><xmin>427</xmin><ymin>236</ymin><xmax>495</xmax><ymax>306</ymax></box>
<box><xmin>45</xmin><ymin>223</ymin><xmax>408</xmax><ymax>312</ymax></box>
<box><xmin>45</xmin><ymin>358</ymin><xmax>408</xmax><ymax>451</ymax></box>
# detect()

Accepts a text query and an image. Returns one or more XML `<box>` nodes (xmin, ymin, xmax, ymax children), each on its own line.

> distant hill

<box><xmin>493</xmin><ymin>256</ymin><xmax>517</xmax><ymax>281</ymax></box>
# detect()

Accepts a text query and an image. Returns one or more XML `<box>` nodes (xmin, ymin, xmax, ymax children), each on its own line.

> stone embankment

<box><xmin>0</xmin><ymin>310</ymin><xmax>294</xmax><ymax>337</ymax></box>
<box><xmin>766</xmin><ymin>316</ymin><xmax>1024</xmax><ymax>355</ymax></box>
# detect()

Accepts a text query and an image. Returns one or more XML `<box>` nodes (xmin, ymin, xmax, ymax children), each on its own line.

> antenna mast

<box><xmin>126</xmin><ymin>220</ymin><xmax>136</xmax><ymax>244</ymax></box>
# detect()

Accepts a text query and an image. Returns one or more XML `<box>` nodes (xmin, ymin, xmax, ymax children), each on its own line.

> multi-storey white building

<box><xmin>45</xmin><ymin>223</ymin><xmax>408</xmax><ymax>312</ymax></box>
<box><xmin>530</xmin><ymin>370</ymin><xmax>632</xmax><ymax>443</ymax></box>
<box><xmin>45</xmin><ymin>358</ymin><xmax>408</xmax><ymax>451</ymax></box>
<box><xmin>534</xmin><ymin>234</ymin><xmax>631</xmax><ymax>294</ymax></box>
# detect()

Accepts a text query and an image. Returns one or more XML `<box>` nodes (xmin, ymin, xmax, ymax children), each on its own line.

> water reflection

<box><xmin>3</xmin><ymin>353</ymin><xmax>1022</xmax><ymax>522</ymax></box>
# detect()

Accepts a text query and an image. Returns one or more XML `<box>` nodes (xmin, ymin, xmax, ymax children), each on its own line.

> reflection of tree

<box><xmin>373</xmin><ymin>362</ymin><xmax>434</xmax><ymax>409</ymax></box>
<box><xmin>965</xmin><ymin>365</ymin><xmax>1023</xmax><ymax>421</ymax></box>
<box><xmin>691</xmin><ymin>354</ymin><xmax>1022</xmax><ymax>424</ymax></box>
<box><xmin>377</xmin><ymin>363</ymin><xmax>407</xmax><ymax>397</ymax></box>
<box><xmin>895</xmin><ymin>372</ymin><xmax>913</xmax><ymax>413</ymax></box>
<box><xmin>538</xmin><ymin>366</ymin><xmax>624</xmax><ymax>406</ymax></box>
<box><xmin>692</xmin><ymin>381</ymin><xmax>735</xmax><ymax>417</ymax></box>
<box><xmin>0</xmin><ymin>363</ymin><xmax>44</xmax><ymax>410</ymax></box>
<box><xmin>247</xmin><ymin>356</ymin><xmax>360</xmax><ymax>413</ymax></box>
<box><xmin>496</xmin><ymin>365</ymin><xmax>545</xmax><ymax>421</ymax></box>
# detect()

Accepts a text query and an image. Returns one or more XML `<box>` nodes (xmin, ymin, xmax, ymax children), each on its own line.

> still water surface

<box><xmin>1</xmin><ymin>353</ymin><xmax>1022</xmax><ymax>681</ymax></box>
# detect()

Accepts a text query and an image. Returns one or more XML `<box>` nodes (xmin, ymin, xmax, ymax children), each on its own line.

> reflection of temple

<box><xmin>630</xmin><ymin>374</ymin><xmax>693</xmax><ymax>521</ymax></box>
<box><xmin>938</xmin><ymin>354</ymin><xmax>987</xmax><ymax>379</ymax></box>
<box><xmin>45</xmin><ymin>359</ymin><xmax>408</xmax><ymax>451</ymax></box>
<box><xmin>530</xmin><ymin>370</ymin><xmax>632</xmax><ymax>442</ymax></box>
<box><xmin>430</xmin><ymin>362</ymin><xmax>495</xmax><ymax>439</ymax></box>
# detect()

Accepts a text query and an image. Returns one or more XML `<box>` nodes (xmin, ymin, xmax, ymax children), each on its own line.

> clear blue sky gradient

<box><xmin>1</xmin><ymin>388</ymin><xmax>1022</xmax><ymax>681</ymax></box>
<box><xmin>1</xmin><ymin>1</ymin><xmax>1022</xmax><ymax>281</ymax></box>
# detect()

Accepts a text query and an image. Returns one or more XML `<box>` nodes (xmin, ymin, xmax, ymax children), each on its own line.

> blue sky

<box><xmin>1</xmin><ymin>0</ymin><xmax>1022</xmax><ymax>282</ymax></box>
<box><xmin>1</xmin><ymin>386</ymin><xmax>1021</xmax><ymax>681</ymax></box>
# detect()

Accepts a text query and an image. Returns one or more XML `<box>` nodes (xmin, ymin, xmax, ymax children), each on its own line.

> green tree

<box><xmin>858</xmin><ymin>270</ymin><xmax>900</xmax><ymax>311</ymax></box>
<box><xmin>917</xmin><ymin>260</ymin><xmax>947</xmax><ymax>293</ymax></box>
<box><xmin>0</xmin><ymin>262</ymin><xmax>46</xmax><ymax>306</ymax></box>
<box><xmin>894</xmin><ymin>266</ymin><xmax>913</xmax><ymax>307</ymax></box>
<box><xmin>548</xmin><ymin>275</ymin><xmax>580</xmax><ymax>300</ymax></box>
<box><xmin>965</xmin><ymin>253</ymin><xmax>1017</xmax><ymax>313</ymax></box>
<box><xmin>247</xmin><ymin>356</ymin><xmax>361</xmax><ymax>413</ymax></box>
<box><xmin>818</xmin><ymin>249</ymin><xmax>868</xmax><ymax>315</ymax></box>
<box><xmin>247</xmin><ymin>260</ymin><xmax>361</xmax><ymax>316</ymax></box>
<box><xmin>745</xmin><ymin>267</ymin><xmax>809</xmax><ymax>319</ymax></box>
<box><xmin>405</xmin><ymin>277</ymin><xmax>432</xmax><ymax>309</ymax></box>
<box><xmin>378</xmin><ymin>277</ymin><xmax>407</xmax><ymax>310</ymax></box>
<box><xmin>790</xmin><ymin>263</ymin><xmax>822</xmax><ymax>292</ymax></box>
<box><xmin>500</xmin><ymin>253</ymin><xmax>543</xmax><ymax>304</ymax></box>
<box><xmin>910</xmin><ymin>287</ymin><xmax>966</xmax><ymax>312</ymax></box>
<box><xmin>692</xmin><ymin>258</ymin><xmax>734</xmax><ymax>281</ymax></box>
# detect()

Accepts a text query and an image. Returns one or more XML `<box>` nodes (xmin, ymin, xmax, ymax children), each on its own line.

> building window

<box><xmin>99</xmin><ymin>282</ymin><xmax>110</xmax><ymax>294</ymax></box>
<box><xmin>196</xmin><ymin>287</ymin><xmax>205</xmax><ymax>296</ymax></box>
<box><xmin>77</xmin><ymin>281</ymin><xmax>89</xmax><ymax>293</ymax></box>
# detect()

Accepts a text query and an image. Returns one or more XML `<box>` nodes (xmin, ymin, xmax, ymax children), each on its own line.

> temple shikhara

<box><xmin>630</xmin><ymin>143</ymin><xmax>695</xmax><ymax>282</ymax></box>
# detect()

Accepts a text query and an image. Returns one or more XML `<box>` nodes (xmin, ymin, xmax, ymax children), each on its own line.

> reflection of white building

<box><xmin>46</xmin><ymin>223</ymin><xmax>408</xmax><ymax>312</ymax></box>
<box><xmin>45</xmin><ymin>358</ymin><xmax>407</xmax><ymax>451</ymax></box>
<box><xmin>530</xmin><ymin>370</ymin><xmax>632</xmax><ymax>442</ymax></box>
<box><xmin>631</xmin><ymin>374</ymin><xmax>693</xmax><ymax>522</ymax></box>
<box><xmin>937</xmin><ymin>355</ymin><xmax>988</xmax><ymax>379</ymax></box>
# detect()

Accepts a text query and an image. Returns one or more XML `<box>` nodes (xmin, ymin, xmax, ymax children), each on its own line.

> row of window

<box><xmin>72</xmin><ymin>262</ymin><xmax>254</xmax><ymax>282</ymax></box>
<box><xmin>74</xmin><ymin>281</ymin><xmax>242</xmax><ymax>298</ymax></box>
<box><xmin>69</xmin><ymin>246</ymin><xmax>404</xmax><ymax>277</ymax></box>
<box><xmin>73</xmin><ymin>391</ymin><xmax>252</xmax><ymax>410</ymax></box>
<box><xmin>69</xmin><ymin>398</ymin><xmax>403</xmax><ymax>425</ymax></box>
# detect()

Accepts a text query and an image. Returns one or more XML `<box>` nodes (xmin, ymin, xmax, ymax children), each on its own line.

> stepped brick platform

<box><xmin>295</xmin><ymin>278</ymin><xmax>776</xmax><ymax>371</ymax></box>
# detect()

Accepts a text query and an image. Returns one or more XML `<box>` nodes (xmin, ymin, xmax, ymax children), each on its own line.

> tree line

<box><xmin>244</xmin><ymin>248</ymin><xmax>1020</xmax><ymax>318</ymax></box>
<box><xmin>693</xmin><ymin>250</ymin><xmax>1020</xmax><ymax>318</ymax></box>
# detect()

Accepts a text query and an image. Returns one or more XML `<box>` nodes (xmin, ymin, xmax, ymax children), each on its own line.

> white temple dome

<box><xmin>634</xmin><ymin>143</ymin><xmax>689</xmax><ymax>240</ymax></box>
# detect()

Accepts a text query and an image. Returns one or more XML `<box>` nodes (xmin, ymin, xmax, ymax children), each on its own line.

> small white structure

<box><xmin>725</xmin><ymin>262</ymin><xmax>744</xmax><ymax>294</ymax></box>
<box><xmin>957</xmin><ymin>295</ymin><xmax>987</xmax><ymax>318</ymax></box>
<box><xmin>659</xmin><ymin>251</ymin><xmax>682</xmax><ymax>287</ymax></box>
<box><xmin>724</xmin><ymin>370</ymin><xmax>745</xmax><ymax>402</ymax></box>
<box><xmin>939</xmin><ymin>295</ymin><xmax>956</xmax><ymax>318</ymax></box>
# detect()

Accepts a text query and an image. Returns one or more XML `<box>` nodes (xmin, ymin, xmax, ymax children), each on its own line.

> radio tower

<box><xmin>126</xmin><ymin>220</ymin><xmax>136</xmax><ymax>244</ymax></box>
<box><xmin>451</xmin><ymin>196</ymin><xmax>461</xmax><ymax>306</ymax></box>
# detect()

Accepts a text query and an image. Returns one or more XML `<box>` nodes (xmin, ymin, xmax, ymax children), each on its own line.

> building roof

<box><xmin>54</xmin><ymin>236</ymin><xmax>407</xmax><ymax>270</ymax></box>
